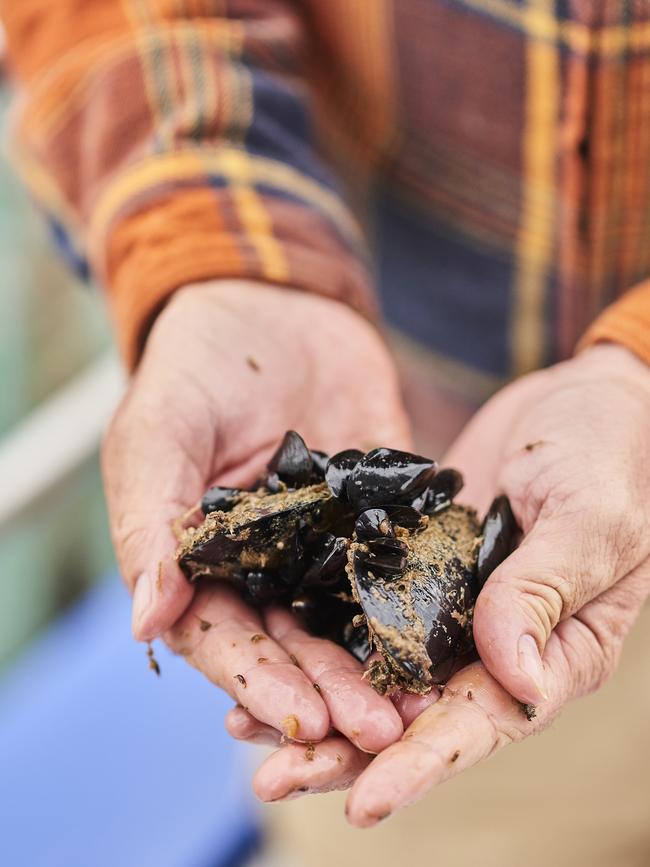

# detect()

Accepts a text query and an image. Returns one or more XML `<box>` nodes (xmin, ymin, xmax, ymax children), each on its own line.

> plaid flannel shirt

<box><xmin>2</xmin><ymin>0</ymin><xmax>650</xmax><ymax>379</ymax></box>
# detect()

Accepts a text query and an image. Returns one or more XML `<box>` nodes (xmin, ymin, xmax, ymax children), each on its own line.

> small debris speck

<box><xmin>282</xmin><ymin>715</ymin><xmax>300</xmax><ymax>739</ymax></box>
<box><xmin>523</xmin><ymin>703</ymin><xmax>537</xmax><ymax>721</ymax></box>
<box><xmin>290</xmin><ymin>654</ymin><xmax>299</xmax><ymax>666</ymax></box>
<box><xmin>146</xmin><ymin>642</ymin><xmax>161</xmax><ymax>677</ymax></box>
<box><xmin>450</xmin><ymin>750</ymin><xmax>460</xmax><ymax>763</ymax></box>
<box><xmin>335</xmin><ymin>753</ymin><xmax>343</xmax><ymax>763</ymax></box>
<box><xmin>305</xmin><ymin>743</ymin><xmax>316</xmax><ymax>761</ymax></box>
<box><xmin>246</xmin><ymin>356</ymin><xmax>261</xmax><ymax>372</ymax></box>
<box><xmin>313</xmin><ymin>683</ymin><xmax>321</xmax><ymax>693</ymax></box>
<box><xmin>199</xmin><ymin>619</ymin><xmax>212</xmax><ymax>632</ymax></box>
<box><xmin>524</xmin><ymin>440</ymin><xmax>546</xmax><ymax>452</ymax></box>
<box><xmin>250</xmin><ymin>633</ymin><xmax>266</xmax><ymax>643</ymax></box>
<box><xmin>234</xmin><ymin>674</ymin><xmax>247</xmax><ymax>687</ymax></box>
<box><xmin>257</xmin><ymin>657</ymin><xmax>269</xmax><ymax>664</ymax></box>
<box><xmin>467</xmin><ymin>690</ymin><xmax>473</xmax><ymax>700</ymax></box>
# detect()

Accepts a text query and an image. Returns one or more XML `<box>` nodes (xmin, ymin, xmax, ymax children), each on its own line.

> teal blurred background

<box><xmin>0</xmin><ymin>78</ymin><xmax>116</xmax><ymax>669</ymax></box>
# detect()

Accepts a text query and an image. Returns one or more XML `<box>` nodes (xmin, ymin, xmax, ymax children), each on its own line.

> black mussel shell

<box><xmin>342</xmin><ymin>620</ymin><xmax>372</xmax><ymax>663</ymax></box>
<box><xmin>382</xmin><ymin>504</ymin><xmax>425</xmax><ymax>530</ymax></box>
<box><xmin>267</xmin><ymin>430</ymin><xmax>313</xmax><ymax>488</ymax></box>
<box><xmin>201</xmin><ymin>486</ymin><xmax>241</xmax><ymax>515</ymax></box>
<box><xmin>179</xmin><ymin>487</ymin><xmax>343</xmax><ymax>583</ymax></box>
<box><xmin>291</xmin><ymin>593</ymin><xmax>318</xmax><ymax>618</ymax></box>
<box><xmin>476</xmin><ymin>495</ymin><xmax>518</xmax><ymax>591</ymax></box>
<box><xmin>301</xmin><ymin>535</ymin><xmax>349</xmax><ymax>588</ymax></box>
<box><xmin>310</xmin><ymin>450</ymin><xmax>330</xmax><ymax>481</ymax></box>
<box><xmin>257</xmin><ymin>470</ymin><xmax>282</xmax><ymax>493</ymax></box>
<box><xmin>244</xmin><ymin>570</ymin><xmax>291</xmax><ymax>606</ymax></box>
<box><xmin>355</xmin><ymin>508</ymin><xmax>394</xmax><ymax>542</ymax></box>
<box><xmin>420</xmin><ymin>468</ymin><xmax>464</xmax><ymax>514</ymax></box>
<box><xmin>325</xmin><ymin>449</ymin><xmax>364</xmax><ymax>501</ymax></box>
<box><xmin>351</xmin><ymin>505</ymin><xmax>479</xmax><ymax>687</ymax></box>
<box><xmin>292</xmin><ymin>591</ymin><xmax>361</xmax><ymax>647</ymax></box>
<box><xmin>361</xmin><ymin>536</ymin><xmax>409</xmax><ymax>575</ymax></box>
<box><xmin>346</xmin><ymin>448</ymin><xmax>438</xmax><ymax>512</ymax></box>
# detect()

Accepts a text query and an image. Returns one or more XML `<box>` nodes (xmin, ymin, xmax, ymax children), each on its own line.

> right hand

<box><xmin>102</xmin><ymin>280</ymin><xmax>412</xmax><ymax>752</ymax></box>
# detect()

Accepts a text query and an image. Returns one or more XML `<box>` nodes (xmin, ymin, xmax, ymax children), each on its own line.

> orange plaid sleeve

<box><xmin>578</xmin><ymin>282</ymin><xmax>650</xmax><ymax>366</ymax></box>
<box><xmin>0</xmin><ymin>0</ymin><xmax>375</xmax><ymax>368</ymax></box>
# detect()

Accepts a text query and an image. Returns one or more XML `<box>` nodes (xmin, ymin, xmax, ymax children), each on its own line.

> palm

<box><xmin>104</xmin><ymin>280</ymin><xmax>411</xmax><ymax>751</ymax></box>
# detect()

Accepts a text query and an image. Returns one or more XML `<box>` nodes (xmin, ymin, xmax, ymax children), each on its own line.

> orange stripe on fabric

<box><xmin>0</xmin><ymin>0</ymin><xmax>132</xmax><ymax>82</ymax></box>
<box><xmin>512</xmin><ymin>0</ymin><xmax>559</xmax><ymax>374</ymax></box>
<box><xmin>88</xmin><ymin>148</ymin><xmax>365</xmax><ymax>271</ymax></box>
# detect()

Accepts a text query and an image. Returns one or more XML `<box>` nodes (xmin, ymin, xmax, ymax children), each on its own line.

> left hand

<box><xmin>246</xmin><ymin>344</ymin><xmax>650</xmax><ymax>824</ymax></box>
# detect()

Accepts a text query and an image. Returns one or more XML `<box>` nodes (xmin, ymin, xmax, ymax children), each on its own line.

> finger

<box><xmin>391</xmin><ymin>688</ymin><xmax>440</xmax><ymax>728</ymax></box>
<box><xmin>253</xmin><ymin>737</ymin><xmax>372</xmax><ymax>802</ymax></box>
<box><xmin>265</xmin><ymin>608</ymin><xmax>404</xmax><ymax>753</ymax></box>
<box><xmin>225</xmin><ymin>705</ymin><xmax>282</xmax><ymax>746</ymax></box>
<box><xmin>346</xmin><ymin>571</ymin><xmax>646</xmax><ymax>828</ymax></box>
<box><xmin>165</xmin><ymin>586</ymin><xmax>330</xmax><ymax>741</ymax></box>
<box><xmin>473</xmin><ymin>508</ymin><xmax>634</xmax><ymax>705</ymax></box>
<box><xmin>102</xmin><ymin>389</ymin><xmax>208</xmax><ymax>641</ymax></box>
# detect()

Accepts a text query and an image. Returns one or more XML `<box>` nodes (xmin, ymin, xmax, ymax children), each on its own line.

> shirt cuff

<box><xmin>576</xmin><ymin>280</ymin><xmax>650</xmax><ymax>366</ymax></box>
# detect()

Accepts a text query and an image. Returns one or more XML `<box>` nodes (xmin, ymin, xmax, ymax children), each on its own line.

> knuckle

<box><xmin>516</xmin><ymin>577</ymin><xmax>565</xmax><ymax>636</ymax></box>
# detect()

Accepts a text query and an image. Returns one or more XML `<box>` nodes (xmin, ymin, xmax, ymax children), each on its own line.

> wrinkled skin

<box><xmin>230</xmin><ymin>344</ymin><xmax>650</xmax><ymax>825</ymax></box>
<box><xmin>103</xmin><ymin>282</ymin><xmax>650</xmax><ymax>825</ymax></box>
<box><xmin>102</xmin><ymin>280</ymin><xmax>417</xmax><ymax>753</ymax></box>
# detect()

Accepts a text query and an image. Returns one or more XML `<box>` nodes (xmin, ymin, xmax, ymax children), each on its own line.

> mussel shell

<box><xmin>267</xmin><ymin>430</ymin><xmax>313</xmax><ymax>487</ymax></box>
<box><xmin>301</xmin><ymin>535</ymin><xmax>349</xmax><ymax>588</ymax></box>
<box><xmin>360</xmin><ymin>537</ymin><xmax>409</xmax><ymax>575</ymax></box>
<box><xmin>244</xmin><ymin>570</ymin><xmax>292</xmax><ymax>606</ymax></box>
<box><xmin>310</xmin><ymin>450</ymin><xmax>330</xmax><ymax>481</ymax></box>
<box><xmin>325</xmin><ymin>449</ymin><xmax>364</xmax><ymax>501</ymax></box>
<box><xmin>342</xmin><ymin>621</ymin><xmax>372</xmax><ymax>663</ymax></box>
<box><xmin>476</xmin><ymin>495</ymin><xmax>518</xmax><ymax>591</ymax></box>
<box><xmin>179</xmin><ymin>485</ymin><xmax>343</xmax><ymax>583</ymax></box>
<box><xmin>200</xmin><ymin>486</ymin><xmax>241</xmax><ymax>515</ymax></box>
<box><xmin>355</xmin><ymin>508</ymin><xmax>394</xmax><ymax>542</ymax></box>
<box><xmin>346</xmin><ymin>448</ymin><xmax>438</xmax><ymax>512</ymax></box>
<box><xmin>382</xmin><ymin>504</ymin><xmax>425</xmax><ymax>530</ymax></box>
<box><xmin>420</xmin><ymin>468</ymin><xmax>464</xmax><ymax>514</ymax></box>
<box><xmin>351</xmin><ymin>504</ymin><xmax>480</xmax><ymax>686</ymax></box>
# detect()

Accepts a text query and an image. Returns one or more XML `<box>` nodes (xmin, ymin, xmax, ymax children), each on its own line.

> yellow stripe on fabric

<box><xmin>512</xmin><ymin>0</ymin><xmax>559</xmax><ymax>374</ymax></box>
<box><xmin>211</xmin><ymin>63</ymin><xmax>288</xmax><ymax>282</ymax></box>
<box><xmin>458</xmin><ymin>0</ymin><xmax>650</xmax><ymax>57</ymax></box>
<box><xmin>231</xmin><ymin>185</ymin><xmax>289</xmax><ymax>282</ymax></box>
<box><xmin>88</xmin><ymin>148</ymin><xmax>365</xmax><ymax>267</ymax></box>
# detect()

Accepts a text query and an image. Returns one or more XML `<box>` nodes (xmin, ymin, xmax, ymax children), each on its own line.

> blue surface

<box><xmin>0</xmin><ymin>577</ymin><xmax>261</xmax><ymax>867</ymax></box>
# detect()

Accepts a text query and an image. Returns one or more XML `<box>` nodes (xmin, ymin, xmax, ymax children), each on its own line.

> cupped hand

<box><xmin>102</xmin><ymin>279</ymin><xmax>409</xmax><ymax>749</ymax></box>
<box><xmin>250</xmin><ymin>344</ymin><xmax>650</xmax><ymax>824</ymax></box>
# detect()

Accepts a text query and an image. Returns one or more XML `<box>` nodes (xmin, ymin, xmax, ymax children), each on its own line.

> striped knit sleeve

<box><xmin>0</xmin><ymin>0</ymin><xmax>375</xmax><ymax>369</ymax></box>
<box><xmin>578</xmin><ymin>282</ymin><xmax>650</xmax><ymax>366</ymax></box>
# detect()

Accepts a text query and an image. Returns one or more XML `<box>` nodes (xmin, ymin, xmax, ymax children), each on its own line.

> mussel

<box><xmin>177</xmin><ymin>431</ymin><xmax>518</xmax><ymax>693</ymax></box>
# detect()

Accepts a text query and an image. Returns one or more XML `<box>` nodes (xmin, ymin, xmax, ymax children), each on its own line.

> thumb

<box><xmin>101</xmin><ymin>398</ymin><xmax>204</xmax><ymax>642</ymax></box>
<box><xmin>472</xmin><ymin>514</ymin><xmax>618</xmax><ymax>706</ymax></box>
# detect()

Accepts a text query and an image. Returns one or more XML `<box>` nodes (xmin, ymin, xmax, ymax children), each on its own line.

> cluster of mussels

<box><xmin>177</xmin><ymin>431</ymin><xmax>517</xmax><ymax>694</ymax></box>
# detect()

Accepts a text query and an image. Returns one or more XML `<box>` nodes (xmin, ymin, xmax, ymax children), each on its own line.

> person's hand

<box><xmin>249</xmin><ymin>344</ymin><xmax>650</xmax><ymax>823</ymax></box>
<box><xmin>102</xmin><ymin>279</ymin><xmax>411</xmax><ymax>751</ymax></box>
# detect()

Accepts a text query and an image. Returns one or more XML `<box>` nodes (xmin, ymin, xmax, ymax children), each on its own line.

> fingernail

<box><xmin>132</xmin><ymin>572</ymin><xmax>155</xmax><ymax>640</ymax></box>
<box><xmin>517</xmin><ymin>634</ymin><xmax>548</xmax><ymax>701</ymax></box>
